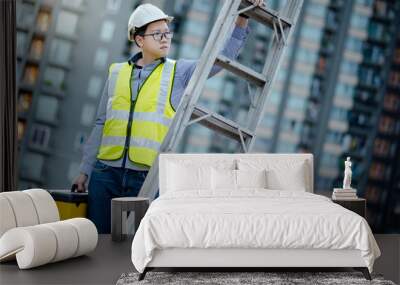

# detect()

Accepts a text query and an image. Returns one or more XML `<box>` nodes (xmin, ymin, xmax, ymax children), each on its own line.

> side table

<box><xmin>332</xmin><ymin>198</ymin><xmax>366</xmax><ymax>218</ymax></box>
<box><xmin>111</xmin><ymin>197</ymin><xmax>150</xmax><ymax>242</ymax></box>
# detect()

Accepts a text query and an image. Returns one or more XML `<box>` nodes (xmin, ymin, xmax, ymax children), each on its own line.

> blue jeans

<box><xmin>87</xmin><ymin>160</ymin><xmax>149</xmax><ymax>234</ymax></box>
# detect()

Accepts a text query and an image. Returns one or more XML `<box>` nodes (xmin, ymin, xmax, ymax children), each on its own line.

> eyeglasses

<box><xmin>142</xmin><ymin>31</ymin><xmax>173</xmax><ymax>41</ymax></box>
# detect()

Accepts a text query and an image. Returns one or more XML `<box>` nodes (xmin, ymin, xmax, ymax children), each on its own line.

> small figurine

<box><xmin>343</xmin><ymin>157</ymin><xmax>352</xmax><ymax>190</ymax></box>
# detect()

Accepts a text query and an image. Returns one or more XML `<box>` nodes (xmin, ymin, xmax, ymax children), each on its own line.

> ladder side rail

<box><xmin>246</xmin><ymin>0</ymin><xmax>303</xmax><ymax>136</ymax></box>
<box><xmin>138</xmin><ymin>0</ymin><xmax>241</xmax><ymax>199</ymax></box>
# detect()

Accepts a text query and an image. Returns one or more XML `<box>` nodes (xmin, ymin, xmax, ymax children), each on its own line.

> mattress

<box><xmin>131</xmin><ymin>189</ymin><xmax>380</xmax><ymax>273</ymax></box>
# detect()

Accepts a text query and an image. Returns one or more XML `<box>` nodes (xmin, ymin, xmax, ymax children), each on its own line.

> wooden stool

<box><xmin>111</xmin><ymin>197</ymin><xmax>149</xmax><ymax>242</ymax></box>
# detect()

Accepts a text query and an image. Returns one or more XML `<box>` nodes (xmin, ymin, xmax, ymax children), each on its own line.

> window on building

<box><xmin>287</xmin><ymin>96</ymin><xmax>306</xmax><ymax>112</ymax></box>
<box><xmin>276</xmin><ymin>142</ymin><xmax>296</xmax><ymax>153</ymax></box>
<box><xmin>62</xmin><ymin>0</ymin><xmax>83</xmax><ymax>8</ymax></box>
<box><xmin>74</xmin><ymin>132</ymin><xmax>88</xmax><ymax>151</ymax></box>
<box><xmin>36</xmin><ymin>8</ymin><xmax>52</xmax><ymax>33</ymax></box>
<box><xmin>223</xmin><ymin>80</ymin><xmax>235</xmax><ymax>101</ymax></box>
<box><xmin>16</xmin><ymin>2</ymin><xmax>35</xmax><ymax>28</ymax></box>
<box><xmin>394</xmin><ymin>48</ymin><xmax>400</xmax><ymax>64</ymax></box>
<box><xmin>81</xmin><ymin>104</ymin><xmax>96</xmax><ymax>126</ymax></box>
<box><xmin>389</xmin><ymin>71</ymin><xmax>400</xmax><ymax>87</ymax></box>
<box><xmin>359</xmin><ymin>66</ymin><xmax>381</xmax><ymax>86</ymax></box>
<box><xmin>356</xmin><ymin>0</ymin><xmax>373</xmax><ymax>6</ymax></box>
<box><xmin>29</xmin><ymin>37</ymin><xmax>45</xmax><ymax>60</ymax></box>
<box><xmin>43</xmin><ymin>67</ymin><xmax>66</xmax><ymax>90</ymax></box>
<box><xmin>261</xmin><ymin>114</ymin><xmax>275</xmax><ymax>128</ymax></box>
<box><xmin>369</xmin><ymin>21</ymin><xmax>389</xmax><ymax>42</ymax></box>
<box><xmin>180</xmin><ymin>43</ymin><xmax>201</xmax><ymax>59</ymax></box>
<box><xmin>269</xmin><ymin>90</ymin><xmax>280</xmax><ymax>105</ymax></box>
<box><xmin>49</xmin><ymin>38</ymin><xmax>72</xmax><ymax>65</ymax></box>
<box><xmin>22</xmin><ymin>64</ymin><xmax>39</xmax><ymax>86</ymax></box>
<box><xmin>307</xmin><ymin>2</ymin><xmax>326</xmax><ymax>18</ymax></box>
<box><xmin>363</xmin><ymin>42</ymin><xmax>384</xmax><ymax>65</ymax></box>
<box><xmin>42</xmin><ymin>0</ymin><xmax>57</xmax><ymax>6</ymax></box>
<box><xmin>373</xmin><ymin>138</ymin><xmax>390</xmax><ymax>156</ymax></box>
<box><xmin>335</xmin><ymin>83</ymin><xmax>354</xmax><ymax>99</ymax></box>
<box><xmin>383</xmin><ymin>93</ymin><xmax>400</xmax><ymax>112</ymax></box>
<box><xmin>36</xmin><ymin>95</ymin><xmax>59</xmax><ymax>123</ymax></box>
<box><xmin>281</xmin><ymin>118</ymin><xmax>302</xmax><ymax>134</ymax></box>
<box><xmin>20</xmin><ymin>152</ymin><xmax>44</xmax><ymax>181</ymax></box>
<box><xmin>330</xmin><ymin>107</ymin><xmax>348</xmax><ymax>121</ymax></box>
<box><xmin>378</xmin><ymin>116</ymin><xmax>395</xmax><ymax>134</ymax></box>
<box><xmin>321</xmin><ymin>152</ymin><xmax>337</xmax><ymax>168</ymax></box>
<box><xmin>340</xmin><ymin>60</ymin><xmax>358</xmax><ymax>77</ymax></box>
<box><xmin>17</xmin><ymin>59</ymin><xmax>22</xmax><ymax>78</ymax></box>
<box><xmin>206</xmin><ymin>76</ymin><xmax>223</xmax><ymax>92</ymax></box>
<box><xmin>87</xmin><ymin>76</ymin><xmax>103</xmax><ymax>98</ymax></box>
<box><xmin>326</xmin><ymin>130</ymin><xmax>342</xmax><ymax>144</ymax></box>
<box><xmin>253</xmin><ymin>137</ymin><xmax>270</xmax><ymax>152</ymax></box>
<box><xmin>351</xmin><ymin>12</ymin><xmax>369</xmax><ymax>30</ymax></box>
<box><xmin>94</xmin><ymin>48</ymin><xmax>109</xmax><ymax>70</ymax></box>
<box><xmin>276</xmin><ymin>68</ymin><xmax>287</xmax><ymax>82</ymax></box>
<box><xmin>365</xmin><ymin>185</ymin><xmax>381</xmax><ymax>203</ymax></box>
<box><xmin>192</xmin><ymin>0</ymin><xmax>213</xmax><ymax>13</ymax></box>
<box><xmin>326</xmin><ymin>10</ymin><xmax>339</xmax><ymax>30</ymax></box>
<box><xmin>56</xmin><ymin>11</ymin><xmax>79</xmax><ymax>37</ymax></box>
<box><xmin>17</xmin><ymin>92</ymin><xmax>33</xmax><ymax>114</ymax></box>
<box><xmin>291</xmin><ymin>72</ymin><xmax>311</xmax><ymax>88</ymax></box>
<box><xmin>346</xmin><ymin>37</ymin><xmax>363</xmax><ymax>53</ymax></box>
<box><xmin>369</xmin><ymin>162</ymin><xmax>387</xmax><ymax>180</ymax></box>
<box><xmin>67</xmin><ymin>162</ymin><xmax>81</xmax><ymax>183</ymax></box>
<box><xmin>16</xmin><ymin>31</ymin><xmax>28</xmax><ymax>56</ymax></box>
<box><xmin>106</xmin><ymin>0</ymin><xmax>122</xmax><ymax>13</ymax></box>
<box><xmin>30</xmin><ymin>124</ymin><xmax>51</xmax><ymax>148</ymax></box>
<box><xmin>185</xmin><ymin>19</ymin><xmax>208</xmax><ymax>37</ymax></box>
<box><xmin>296</xmin><ymin>48</ymin><xmax>317</xmax><ymax>65</ymax></box>
<box><xmin>17</xmin><ymin>120</ymin><xmax>27</xmax><ymax>142</ymax></box>
<box><xmin>301</xmin><ymin>24</ymin><xmax>322</xmax><ymax>43</ymax></box>
<box><xmin>100</xmin><ymin>20</ymin><xmax>115</xmax><ymax>42</ymax></box>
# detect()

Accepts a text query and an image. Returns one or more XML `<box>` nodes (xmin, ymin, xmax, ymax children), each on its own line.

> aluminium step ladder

<box><xmin>138</xmin><ymin>0</ymin><xmax>304</xmax><ymax>199</ymax></box>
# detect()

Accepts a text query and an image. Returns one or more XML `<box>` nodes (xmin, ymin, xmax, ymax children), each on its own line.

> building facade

<box><xmin>16</xmin><ymin>0</ymin><xmax>399</xmax><ymax>232</ymax></box>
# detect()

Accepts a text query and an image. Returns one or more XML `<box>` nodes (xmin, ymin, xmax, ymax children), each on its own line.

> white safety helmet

<box><xmin>127</xmin><ymin>3</ymin><xmax>173</xmax><ymax>42</ymax></box>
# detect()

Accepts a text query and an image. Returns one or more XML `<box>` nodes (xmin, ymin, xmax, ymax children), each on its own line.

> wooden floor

<box><xmin>0</xmin><ymin>234</ymin><xmax>399</xmax><ymax>285</ymax></box>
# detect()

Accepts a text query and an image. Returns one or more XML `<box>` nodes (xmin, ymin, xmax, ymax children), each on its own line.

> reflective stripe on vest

<box><xmin>97</xmin><ymin>59</ymin><xmax>176</xmax><ymax>166</ymax></box>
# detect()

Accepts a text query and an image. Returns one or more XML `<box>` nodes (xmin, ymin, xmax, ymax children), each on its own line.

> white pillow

<box><xmin>167</xmin><ymin>162</ymin><xmax>212</xmax><ymax>191</ymax></box>
<box><xmin>236</xmin><ymin>169</ymin><xmax>267</xmax><ymax>189</ymax></box>
<box><xmin>212</xmin><ymin>168</ymin><xmax>237</xmax><ymax>190</ymax></box>
<box><xmin>237</xmin><ymin>159</ymin><xmax>308</xmax><ymax>192</ymax></box>
<box><xmin>266</xmin><ymin>167</ymin><xmax>307</xmax><ymax>191</ymax></box>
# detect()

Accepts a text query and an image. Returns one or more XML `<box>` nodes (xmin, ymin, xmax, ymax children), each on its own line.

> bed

<box><xmin>131</xmin><ymin>153</ymin><xmax>380</xmax><ymax>281</ymax></box>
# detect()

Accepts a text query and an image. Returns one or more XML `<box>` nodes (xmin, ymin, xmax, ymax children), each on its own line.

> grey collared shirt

<box><xmin>79</xmin><ymin>26</ymin><xmax>250</xmax><ymax>176</ymax></box>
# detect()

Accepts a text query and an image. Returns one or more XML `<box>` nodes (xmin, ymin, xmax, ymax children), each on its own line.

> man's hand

<box><xmin>73</xmin><ymin>173</ymin><xmax>88</xmax><ymax>192</ymax></box>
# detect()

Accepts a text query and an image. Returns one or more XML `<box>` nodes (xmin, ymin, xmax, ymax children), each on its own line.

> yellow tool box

<box><xmin>47</xmin><ymin>185</ymin><xmax>88</xmax><ymax>220</ymax></box>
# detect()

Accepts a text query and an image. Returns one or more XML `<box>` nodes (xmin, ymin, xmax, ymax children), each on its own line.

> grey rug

<box><xmin>116</xmin><ymin>271</ymin><xmax>396</xmax><ymax>285</ymax></box>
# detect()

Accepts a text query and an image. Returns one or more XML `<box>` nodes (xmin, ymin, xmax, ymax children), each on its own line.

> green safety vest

<box><xmin>97</xmin><ymin>59</ymin><xmax>176</xmax><ymax>166</ymax></box>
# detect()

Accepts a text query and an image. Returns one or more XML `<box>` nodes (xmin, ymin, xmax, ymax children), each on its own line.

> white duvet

<box><xmin>131</xmin><ymin>189</ymin><xmax>380</xmax><ymax>273</ymax></box>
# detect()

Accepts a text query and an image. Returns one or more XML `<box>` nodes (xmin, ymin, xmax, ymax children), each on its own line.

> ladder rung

<box><xmin>238</xmin><ymin>1</ymin><xmax>292</xmax><ymax>29</ymax></box>
<box><xmin>191</xmin><ymin>106</ymin><xmax>254</xmax><ymax>142</ymax></box>
<box><xmin>215</xmin><ymin>55</ymin><xmax>266</xmax><ymax>87</ymax></box>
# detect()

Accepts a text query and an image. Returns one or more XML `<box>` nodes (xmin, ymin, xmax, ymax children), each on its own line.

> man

<box><xmin>74</xmin><ymin>0</ymin><xmax>264</xmax><ymax>234</ymax></box>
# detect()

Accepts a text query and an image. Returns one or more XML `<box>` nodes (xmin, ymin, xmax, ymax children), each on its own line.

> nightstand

<box><xmin>111</xmin><ymin>197</ymin><xmax>150</xmax><ymax>242</ymax></box>
<box><xmin>332</xmin><ymin>198</ymin><xmax>366</xmax><ymax>218</ymax></box>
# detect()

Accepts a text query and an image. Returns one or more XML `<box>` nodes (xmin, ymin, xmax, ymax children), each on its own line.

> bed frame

<box><xmin>138</xmin><ymin>153</ymin><xmax>371</xmax><ymax>281</ymax></box>
<box><xmin>139</xmin><ymin>248</ymin><xmax>371</xmax><ymax>280</ymax></box>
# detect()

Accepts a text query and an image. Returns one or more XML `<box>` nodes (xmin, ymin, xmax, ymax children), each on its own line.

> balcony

<box><xmin>21</xmin><ymin>64</ymin><xmax>40</xmax><ymax>87</ymax></box>
<box><xmin>367</xmin><ymin>22</ymin><xmax>391</xmax><ymax>45</ymax></box>
<box><xmin>372</xmin><ymin>0</ymin><xmax>395</xmax><ymax>22</ymax></box>
<box><xmin>35</xmin><ymin>8</ymin><xmax>52</xmax><ymax>34</ymax></box>
<box><xmin>28</xmin><ymin>36</ymin><xmax>45</xmax><ymax>61</ymax></box>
